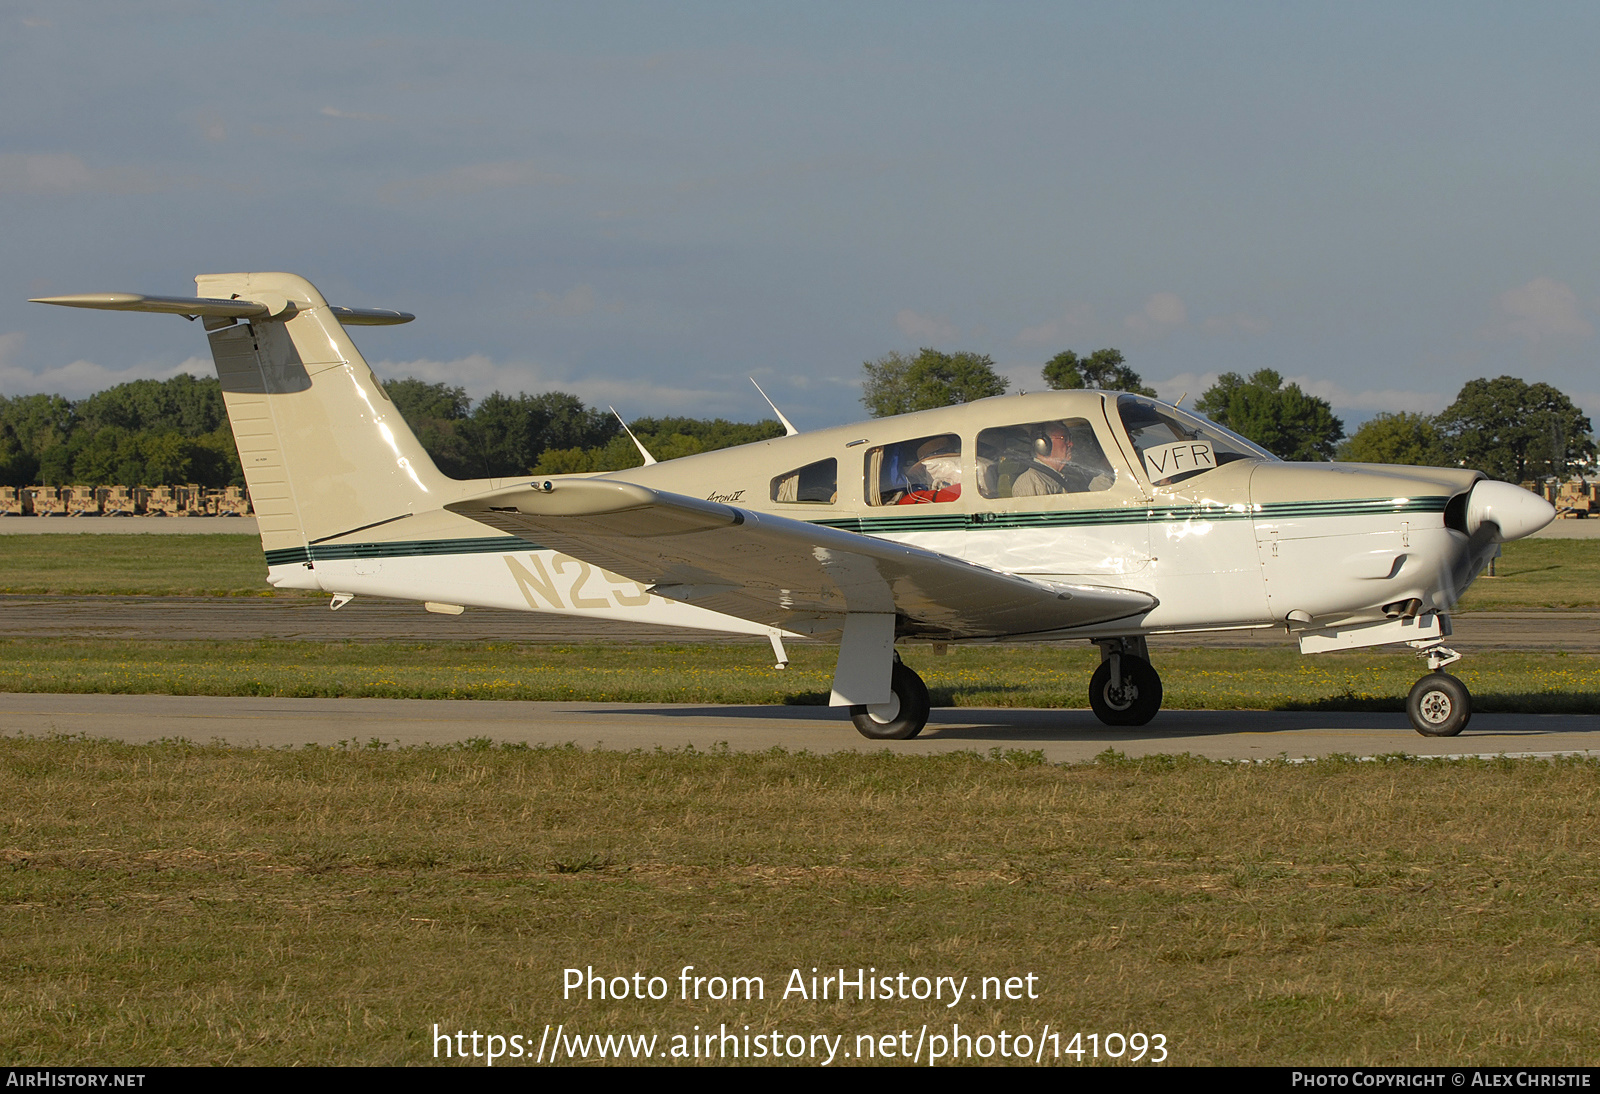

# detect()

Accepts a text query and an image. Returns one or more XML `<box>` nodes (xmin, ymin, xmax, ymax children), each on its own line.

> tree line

<box><xmin>1338</xmin><ymin>377</ymin><xmax>1594</xmax><ymax>483</ymax></box>
<box><xmin>860</xmin><ymin>347</ymin><xmax>1594</xmax><ymax>481</ymax></box>
<box><xmin>6</xmin><ymin>358</ymin><xmax>1588</xmax><ymax>490</ymax></box>
<box><xmin>383</xmin><ymin>378</ymin><xmax>784</xmax><ymax>476</ymax></box>
<box><xmin>0</xmin><ymin>376</ymin><xmax>241</xmax><ymax>489</ymax></box>
<box><xmin>0</xmin><ymin>374</ymin><xmax>783</xmax><ymax>489</ymax></box>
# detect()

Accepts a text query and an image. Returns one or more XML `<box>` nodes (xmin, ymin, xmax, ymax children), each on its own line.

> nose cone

<box><xmin>1466</xmin><ymin>480</ymin><xmax>1557</xmax><ymax>542</ymax></box>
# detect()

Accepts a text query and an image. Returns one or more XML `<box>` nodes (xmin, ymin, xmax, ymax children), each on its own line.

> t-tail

<box><xmin>33</xmin><ymin>273</ymin><xmax>470</xmax><ymax>586</ymax></box>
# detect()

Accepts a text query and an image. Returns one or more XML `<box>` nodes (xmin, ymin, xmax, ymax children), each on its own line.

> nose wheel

<box><xmin>1406</xmin><ymin>640</ymin><xmax>1470</xmax><ymax>737</ymax></box>
<box><xmin>1407</xmin><ymin>672</ymin><xmax>1472</xmax><ymax>737</ymax></box>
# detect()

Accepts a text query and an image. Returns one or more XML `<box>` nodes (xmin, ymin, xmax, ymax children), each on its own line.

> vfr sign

<box><xmin>1142</xmin><ymin>439</ymin><xmax>1216</xmax><ymax>482</ymax></box>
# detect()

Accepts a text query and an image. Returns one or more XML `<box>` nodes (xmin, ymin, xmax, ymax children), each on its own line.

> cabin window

<box><xmin>976</xmin><ymin>418</ymin><xmax>1115</xmax><ymax>499</ymax></box>
<box><xmin>1116</xmin><ymin>395</ymin><xmax>1274</xmax><ymax>486</ymax></box>
<box><xmin>865</xmin><ymin>434</ymin><xmax>963</xmax><ymax>506</ymax></box>
<box><xmin>771</xmin><ymin>458</ymin><xmax>838</xmax><ymax>504</ymax></box>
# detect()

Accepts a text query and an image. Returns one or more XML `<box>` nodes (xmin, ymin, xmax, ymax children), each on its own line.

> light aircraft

<box><xmin>34</xmin><ymin>272</ymin><xmax>1556</xmax><ymax>739</ymax></box>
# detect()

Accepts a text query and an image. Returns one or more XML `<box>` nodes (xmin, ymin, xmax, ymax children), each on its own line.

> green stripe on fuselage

<box><xmin>817</xmin><ymin>495</ymin><xmax>1448</xmax><ymax>535</ymax></box>
<box><xmin>264</xmin><ymin>535</ymin><xmax>535</xmax><ymax>568</ymax></box>
<box><xmin>261</xmin><ymin>497</ymin><xmax>1449</xmax><ymax>565</ymax></box>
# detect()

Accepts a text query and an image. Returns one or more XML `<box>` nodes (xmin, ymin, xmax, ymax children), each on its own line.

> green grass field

<box><xmin>4</xmin><ymin>738</ymin><xmax>1598</xmax><ymax>1066</ymax></box>
<box><xmin>0</xmin><ymin>534</ymin><xmax>282</xmax><ymax>596</ymax></box>
<box><xmin>1459</xmin><ymin>538</ymin><xmax>1600</xmax><ymax>610</ymax></box>
<box><xmin>0</xmin><ymin>638</ymin><xmax>1596</xmax><ymax>713</ymax></box>
<box><xmin>0</xmin><ymin>533</ymin><xmax>1595</xmax><ymax>607</ymax></box>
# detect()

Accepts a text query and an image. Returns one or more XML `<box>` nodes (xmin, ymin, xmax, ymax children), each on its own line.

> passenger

<box><xmin>899</xmin><ymin>434</ymin><xmax>962</xmax><ymax>503</ymax></box>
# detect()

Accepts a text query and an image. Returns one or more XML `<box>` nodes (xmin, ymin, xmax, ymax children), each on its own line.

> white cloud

<box><xmin>0</xmin><ymin>152</ymin><xmax>164</xmax><ymax>195</ymax></box>
<box><xmin>1123</xmin><ymin>292</ymin><xmax>1187</xmax><ymax>339</ymax></box>
<box><xmin>894</xmin><ymin>309</ymin><xmax>959</xmax><ymax>344</ymax></box>
<box><xmin>373</xmin><ymin>354</ymin><xmax>532</xmax><ymax>396</ymax></box>
<box><xmin>0</xmin><ymin>153</ymin><xmax>94</xmax><ymax>194</ymax></box>
<box><xmin>535</xmin><ymin>284</ymin><xmax>597</xmax><ymax>318</ymax></box>
<box><xmin>1285</xmin><ymin>376</ymin><xmax>1446</xmax><ymax>415</ymax></box>
<box><xmin>197</xmin><ymin>111</ymin><xmax>227</xmax><ymax>142</ymax></box>
<box><xmin>0</xmin><ymin>339</ymin><xmax>211</xmax><ymax>399</ymax></box>
<box><xmin>1147</xmin><ymin>369</ymin><xmax>1445</xmax><ymax>415</ymax></box>
<box><xmin>996</xmin><ymin>361</ymin><xmax>1047</xmax><ymax>394</ymax></box>
<box><xmin>1570</xmin><ymin>391</ymin><xmax>1600</xmax><ymax>419</ymax></box>
<box><xmin>372</xmin><ymin>355</ymin><xmax>731</xmax><ymax>414</ymax></box>
<box><xmin>378</xmin><ymin>160</ymin><xmax>572</xmax><ymax>202</ymax></box>
<box><xmin>1149</xmin><ymin>371</ymin><xmax>1218</xmax><ymax>406</ymax></box>
<box><xmin>1015</xmin><ymin>302</ymin><xmax>1095</xmax><ymax>347</ymax></box>
<box><xmin>321</xmin><ymin>106</ymin><xmax>393</xmax><ymax>123</ymax></box>
<box><xmin>1488</xmin><ymin>277</ymin><xmax>1593</xmax><ymax>344</ymax></box>
<box><xmin>1201</xmin><ymin>312</ymin><xmax>1270</xmax><ymax>337</ymax></box>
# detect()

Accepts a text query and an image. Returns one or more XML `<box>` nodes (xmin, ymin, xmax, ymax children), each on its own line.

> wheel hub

<box><xmin>1105</xmin><ymin>681</ymin><xmax>1137</xmax><ymax>709</ymax></box>
<box><xmin>864</xmin><ymin>694</ymin><xmax>902</xmax><ymax>723</ymax></box>
<box><xmin>1419</xmin><ymin>691</ymin><xmax>1452</xmax><ymax>724</ymax></box>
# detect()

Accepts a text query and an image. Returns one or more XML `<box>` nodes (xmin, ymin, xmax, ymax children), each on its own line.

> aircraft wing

<box><xmin>446</xmin><ymin>478</ymin><xmax>1155</xmax><ymax>639</ymax></box>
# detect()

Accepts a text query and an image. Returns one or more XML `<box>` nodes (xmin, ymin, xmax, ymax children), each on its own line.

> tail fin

<box><xmin>193</xmin><ymin>272</ymin><xmax>455</xmax><ymax>555</ymax></box>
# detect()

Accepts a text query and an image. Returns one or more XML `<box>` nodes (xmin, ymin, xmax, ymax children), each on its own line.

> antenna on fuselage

<box><xmin>749</xmin><ymin>378</ymin><xmax>800</xmax><ymax>436</ymax></box>
<box><xmin>610</xmin><ymin>407</ymin><xmax>658</xmax><ymax>466</ymax></box>
<box><xmin>1173</xmin><ymin>392</ymin><xmax>1188</xmax><ymax>408</ymax></box>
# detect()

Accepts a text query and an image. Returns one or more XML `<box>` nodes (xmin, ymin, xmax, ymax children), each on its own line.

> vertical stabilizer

<box><xmin>195</xmin><ymin>272</ymin><xmax>453</xmax><ymax>555</ymax></box>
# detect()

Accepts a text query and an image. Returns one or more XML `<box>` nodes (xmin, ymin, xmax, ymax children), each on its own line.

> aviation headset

<box><xmin>1033</xmin><ymin>423</ymin><xmax>1071</xmax><ymax>458</ymax></box>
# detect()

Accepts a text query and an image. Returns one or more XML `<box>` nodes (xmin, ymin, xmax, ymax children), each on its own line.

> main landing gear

<box><xmin>1090</xmin><ymin>637</ymin><xmax>1164</xmax><ymax>727</ymax></box>
<box><xmin>850</xmin><ymin>659</ymin><xmax>931</xmax><ymax>740</ymax></box>
<box><xmin>1406</xmin><ymin>642</ymin><xmax>1471</xmax><ymax>737</ymax></box>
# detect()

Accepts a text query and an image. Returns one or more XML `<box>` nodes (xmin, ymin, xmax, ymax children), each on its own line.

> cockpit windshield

<box><xmin>1116</xmin><ymin>395</ymin><xmax>1276</xmax><ymax>486</ymax></box>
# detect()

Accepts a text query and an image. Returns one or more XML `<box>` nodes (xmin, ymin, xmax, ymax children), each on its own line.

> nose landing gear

<box><xmin>1407</xmin><ymin>641</ymin><xmax>1471</xmax><ymax>737</ymax></box>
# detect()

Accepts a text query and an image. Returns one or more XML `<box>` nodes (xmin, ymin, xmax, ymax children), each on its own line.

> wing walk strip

<box><xmin>262</xmin><ymin>496</ymin><xmax>1451</xmax><ymax>567</ymax></box>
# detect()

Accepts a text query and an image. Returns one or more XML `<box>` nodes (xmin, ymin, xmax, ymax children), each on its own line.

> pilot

<box><xmin>1012</xmin><ymin>422</ymin><xmax>1105</xmax><ymax>496</ymax></box>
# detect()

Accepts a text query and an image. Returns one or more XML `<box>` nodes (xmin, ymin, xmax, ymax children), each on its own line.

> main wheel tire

<box><xmin>850</xmin><ymin>662</ymin><xmax>931</xmax><ymax>740</ymax></box>
<box><xmin>1407</xmin><ymin>672</ymin><xmax>1472</xmax><ymax>737</ymax></box>
<box><xmin>1089</xmin><ymin>654</ymin><xmax>1163</xmax><ymax>727</ymax></box>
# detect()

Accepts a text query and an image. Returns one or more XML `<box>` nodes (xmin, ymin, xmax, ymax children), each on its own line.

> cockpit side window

<box><xmin>1116</xmin><ymin>395</ymin><xmax>1275</xmax><ymax>486</ymax></box>
<box><xmin>865</xmin><ymin>433</ymin><xmax>963</xmax><ymax>506</ymax></box>
<box><xmin>977</xmin><ymin>418</ymin><xmax>1115</xmax><ymax>499</ymax></box>
<box><xmin>771</xmin><ymin>458</ymin><xmax>837</xmax><ymax>504</ymax></box>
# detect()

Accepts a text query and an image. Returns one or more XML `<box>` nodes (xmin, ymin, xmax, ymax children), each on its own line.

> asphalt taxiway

<box><xmin>3</xmin><ymin>692</ymin><xmax>1595</xmax><ymax>762</ymax></box>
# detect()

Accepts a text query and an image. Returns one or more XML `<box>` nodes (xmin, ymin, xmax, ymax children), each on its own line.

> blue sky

<box><xmin>3</xmin><ymin>1</ymin><xmax>1597</xmax><ymax>433</ymax></box>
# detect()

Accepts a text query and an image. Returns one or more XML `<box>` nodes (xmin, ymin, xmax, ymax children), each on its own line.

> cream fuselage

<box><xmin>272</xmin><ymin>389</ymin><xmax>1489</xmax><ymax>646</ymax></box>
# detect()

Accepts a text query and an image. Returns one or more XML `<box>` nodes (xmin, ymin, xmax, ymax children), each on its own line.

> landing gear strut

<box><xmin>1406</xmin><ymin>641</ymin><xmax>1471</xmax><ymax>737</ymax></box>
<box><xmin>1089</xmin><ymin>637</ymin><xmax>1163</xmax><ymax>727</ymax></box>
<box><xmin>850</xmin><ymin>660</ymin><xmax>931</xmax><ymax>740</ymax></box>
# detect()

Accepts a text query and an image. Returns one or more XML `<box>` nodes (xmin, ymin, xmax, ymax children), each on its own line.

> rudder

<box><xmin>196</xmin><ymin>272</ymin><xmax>456</xmax><ymax>557</ymax></box>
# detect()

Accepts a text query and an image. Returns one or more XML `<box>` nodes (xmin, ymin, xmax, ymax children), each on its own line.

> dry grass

<box><xmin>3</xmin><ymin>738</ymin><xmax>1598</xmax><ymax>1065</ymax></box>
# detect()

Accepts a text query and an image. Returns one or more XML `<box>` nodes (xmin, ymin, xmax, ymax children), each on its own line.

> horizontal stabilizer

<box><xmin>30</xmin><ymin>292</ymin><xmax>413</xmax><ymax>326</ymax></box>
<box><xmin>447</xmin><ymin>477</ymin><xmax>1156</xmax><ymax>641</ymax></box>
